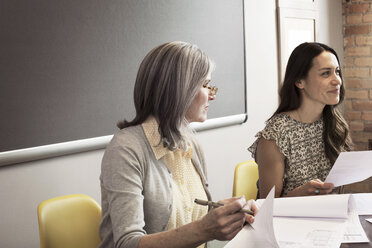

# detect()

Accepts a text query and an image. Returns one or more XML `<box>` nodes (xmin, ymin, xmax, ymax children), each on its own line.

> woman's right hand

<box><xmin>287</xmin><ymin>179</ymin><xmax>334</xmax><ymax>197</ymax></box>
<box><xmin>196</xmin><ymin>197</ymin><xmax>254</xmax><ymax>241</ymax></box>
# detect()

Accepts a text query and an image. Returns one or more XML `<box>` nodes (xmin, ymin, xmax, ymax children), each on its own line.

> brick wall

<box><xmin>343</xmin><ymin>0</ymin><xmax>372</xmax><ymax>151</ymax></box>
<box><xmin>343</xmin><ymin>0</ymin><xmax>372</xmax><ymax>193</ymax></box>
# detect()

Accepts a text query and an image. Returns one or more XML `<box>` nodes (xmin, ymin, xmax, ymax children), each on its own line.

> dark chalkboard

<box><xmin>0</xmin><ymin>0</ymin><xmax>246</xmax><ymax>153</ymax></box>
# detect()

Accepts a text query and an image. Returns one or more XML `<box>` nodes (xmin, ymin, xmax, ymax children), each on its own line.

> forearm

<box><xmin>138</xmin><ymin>219</ymin><xmax>210</xmax><ymax>248</ymax></box>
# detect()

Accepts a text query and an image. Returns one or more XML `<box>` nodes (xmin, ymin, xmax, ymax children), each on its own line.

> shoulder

<box><xmin>102</xmin><ymin>125</ymin><xmax>150</xmax><ymax>170</ymax></box>
<box><xmin>267</xmin><ymin>113</ymin><xmax>290</xmax><ymax>126</ymax></box>
<box><xmin>249</xmin><ymin>113</ymin><xmax>293</xmax><ymax>158</ymax></box>
<box><xmin>108</xmin><ymin>125</ymin><xmax>147</xmax><ymax>151</ymax></box>
<box><xmin>263</xmin><ymin>113</ymin><xmax>293</xmax><ymax>135</ymax></box>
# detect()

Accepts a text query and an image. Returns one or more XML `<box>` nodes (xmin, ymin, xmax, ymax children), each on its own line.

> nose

<box><xmin>331</xmin><ymin>73</ymin><xmax>342</xmax><ymax>86</ymax></box>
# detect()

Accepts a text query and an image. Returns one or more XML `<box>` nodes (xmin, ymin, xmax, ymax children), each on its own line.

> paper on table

<box><xmin>256</xmin><ymin>193</ymin><xmax>369</xmax><ymax>245</ymax></box>
<box><xmin>224</xmin><ymin>187</ymin><xmax>280</xmax><ymax>248</ymax></box>
<box><xmin>273</xmin><ymin>216</ymin><xmax>347</xmax><ymax>247</ymax></box>
<box><xmin>325</xmin><ymin>151</ymin><xmax>372</xmax><ymax>187</ymax></box>
<box><xmin>272</xmin><ymin>194</ymin><xmax>350</xmax><ymax>218</ymax></box>
<box><xmin>352</xmin><ymin>193</ymin><xmax>372</xmax><ymax>215</ymax></box>
<box><xmin>344</xmin><ymin>207</ymin><xmax>369</xmax><ymax>243</ymax></box>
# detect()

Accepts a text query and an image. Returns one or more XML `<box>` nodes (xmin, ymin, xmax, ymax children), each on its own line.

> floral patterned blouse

<box><xmin>248</xmin><ymin>113</ymin><xmax>332</xmax><ymax>196</ymax></box>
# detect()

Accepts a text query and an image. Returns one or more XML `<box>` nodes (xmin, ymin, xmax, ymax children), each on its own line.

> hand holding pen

<box><xmin>194</xmin><ymin>196</ymin><xmax>258</xmax><ymax>241</ymax></box>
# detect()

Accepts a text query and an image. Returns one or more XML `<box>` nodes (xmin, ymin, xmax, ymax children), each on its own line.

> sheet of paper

<box><xmin>224</xmin><ymin>187</ymin><xmax>280</xmax><ymax>248</ymax></box>
<box><xmin>272</xmin><ymin>194</ymin><xmax>350</xmax><ymax>218</ymax></box>
<box><xmin>366</xmin><ymin>218</ymin><xmax>372</xmax><ymax>224</ymax></box>
<box><xmin>272</xmin><ymin>195</ymin><xmax>349</xmax><ymax>247</ymax></box>
<box><xmin>256</xmin><ymin>193</ymin><xmax>369</xmax><ymax>245</ymax></box>
<box><xmin>325</xmin><ymin>151</ymin><xmax>372</xmax><ymax>187</ymax></box>
<box><xmin>343</xmin><ymin>209</ymin><xmax>369</xmax><ymax>243</ymax></box>
<box><xmin>352</xmin><ymin>193</ymin><xmax>372</xmax><ymax>215</ymax></box>
<box><xmin>273</xmin><ymin>216</ymin><xmax>346</xmax><ymax>248</ymax></box>
<box><xmin>256</xmin><ymin>194</ymin><xmax>350</xmax><ymax>219</ymax></box>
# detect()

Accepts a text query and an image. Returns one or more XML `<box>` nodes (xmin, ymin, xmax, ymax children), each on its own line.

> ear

<box><xmin>295</xmin><ymin>80</ymin><xmax>305</xmax><ymax>89</ymax></box>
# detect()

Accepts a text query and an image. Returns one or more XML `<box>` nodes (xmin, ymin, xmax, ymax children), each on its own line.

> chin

<box><xmin>188</xmin><ymin>116</ymin><xmax>207</xmax><ymax>123</ymax></box>
<box><xmin>326</xmin><ymin>97</ymin><xmax>340</xmax><ymax>106</ymax></box>
<box><xmin>196</xmin><ymin>117</ymin><xmax>207</xmax><ymax>123</ymax></box>
<box><xmin>196</xmin><ymin>115</ymin><xmax>207</xmax><ymax>123</ymax></box>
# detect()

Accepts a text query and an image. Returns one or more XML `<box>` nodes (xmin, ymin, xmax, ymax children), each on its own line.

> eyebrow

<box><xmin>318</xmin><ymin>67</ymin><xmax>339</xmax><ymax>71</ymax></box>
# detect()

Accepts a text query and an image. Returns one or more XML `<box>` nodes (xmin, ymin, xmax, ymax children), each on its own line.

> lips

<box><xmin>328</xmin><ymin>89</ymin><xmax>339</xmax><ymax>94</ymax></box>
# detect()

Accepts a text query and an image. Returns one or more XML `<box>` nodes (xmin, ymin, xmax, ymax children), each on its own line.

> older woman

<box><xmin>99</xmin><ymin>41</ymin><xmax>257</xmax><ymax>248</ymax></box>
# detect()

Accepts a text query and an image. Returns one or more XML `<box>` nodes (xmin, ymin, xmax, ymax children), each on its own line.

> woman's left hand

<box><xmin>242</xmin><ymin>199</ymin><xmax>258</xmax><ymax>224</ymax></box>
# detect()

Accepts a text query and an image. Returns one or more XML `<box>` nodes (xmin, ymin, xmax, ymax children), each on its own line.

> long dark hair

<box><xmin>117</xmin><ymin>41</ymin><xmax>212</xmax><ymax>150</ymax></box>
<box><xmin>273</xmin><ymin>42</ymin><xmax>352</xmax><ymax>164</ymax></box>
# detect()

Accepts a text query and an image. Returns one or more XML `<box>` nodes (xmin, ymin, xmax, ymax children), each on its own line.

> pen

<box><xmin>194</xmin><ymin>198</ymin><xmax>254</xmax><ymax>215</ymax></box>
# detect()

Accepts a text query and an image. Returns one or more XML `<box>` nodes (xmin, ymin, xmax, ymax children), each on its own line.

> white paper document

<box><xmin>225</xmin><ymin>187</ymin><xmax>280</xmax><ymax>248</ymax></box>
<box><xmin>325</xmin><ymin>150</ymin><xmax>372</xmax><ymax>187</ymax></box>
<box><xmin>352</xmin><ymin>193</ymin><xmax>372</xmax><ymax>215</ymax></box>
<box><xmin>344</xmin><ymin>208</ymin><xmax>369</xmax><ymax>243</ymax></box>
<box><xmin>226</xmin><ymin>191</ymin><xmax>369</xmax><ymax>248</ymax></box>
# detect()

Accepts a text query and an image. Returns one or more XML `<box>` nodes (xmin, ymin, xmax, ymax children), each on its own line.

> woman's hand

<box><xmin>287</xmin><ymin>179</ymin><xmax>334</xmax><ymax>197</ymax></box>
<box><xmin>197</xmin><ymin>197</ymin><xmax>257</xmax><ymax>241</ymax></box>
<box><xmin>243</xmin><ymin>199</ymin><xmax>258</xmax><ymax>224</ymax></box>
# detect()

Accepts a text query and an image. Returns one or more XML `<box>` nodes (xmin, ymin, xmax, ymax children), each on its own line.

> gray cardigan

<box><xmin>99</xmin><ymin>124</ymin><xmax>211</xmax><ymax>248</ymax></box>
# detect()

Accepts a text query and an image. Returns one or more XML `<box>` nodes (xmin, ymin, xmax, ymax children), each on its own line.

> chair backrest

<box><xmin>232</xmin><ymin>160</ymin><xmax>259</xmax><ymax>200</ymax></box>
<box><xmin>37</xmin><ymin>194</ymin><xmax>101</xmax><ymax>248</ymax></box>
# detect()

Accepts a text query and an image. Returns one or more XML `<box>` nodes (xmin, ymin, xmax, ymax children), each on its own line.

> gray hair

<box><xmin>118</xmin><ymin>41</ymin><xmax>213</xmax><ymax>150</ymax></box>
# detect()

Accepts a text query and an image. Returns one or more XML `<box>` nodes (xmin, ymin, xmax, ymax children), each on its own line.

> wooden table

<box><xmin>342</xmin><ymin>215</ymin><xmax>372</xmax><ymax>248</ymax></box>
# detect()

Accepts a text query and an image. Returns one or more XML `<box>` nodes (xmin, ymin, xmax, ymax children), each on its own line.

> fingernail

<box><xmin>239</xmin><ymin>196</ymin><xmax>246</xmax><ymax>205</ymax></box>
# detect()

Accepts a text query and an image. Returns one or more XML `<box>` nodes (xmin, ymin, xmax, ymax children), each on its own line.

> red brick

<box><xmin>352</xmin><ymin>100</ymin><xmax>372</xmax><ymax>110</ymax></box>
<box><xmin>349</xmin><ymin>3</ymin><xmax>370</xmax><ymax>14</ymax></box>
<box><xmin>350</xmin><ymin>121</ymin><xmax>364</xmax><ymax>131</ymax></box>
<box><xmin>364</xmin><ymin>122</ymin><xmax>372</xmax><ymax>132</ymax></box>
<box><xmin>362</xmin><ymin>111</ymin><xmax>372</xmax><ymax>120</ymax></box>
<box><xmin>348</xmin><ymin>15</ymin><xmax>363</xmax><ymax>24</ymax></box>
<box><xmin>352</xmin><ymin>142</ymin><xmax>368</xmax><ymax>151</ymax></box>
<box><xmin>345</xmin><ymin>25</ymin><xmax>370</xmax><ymax>36</ymax></box>
<box><xmin>355</xmin><ymin>35</ymin><xmax>372</xmax><ymax>46</ymax></box>
<box><xmin>351</xmin><ymin>131</ymin><xmax>372</xmax><ymax>142</ymax></box>
<box><xmin>344</xmin><ymin>57</ymin><xmax>354</xmax><ymax>67</ymax></box>
<box><xmin>345</xmin><ymin>79</ymin><xmax>362</xmax><ymax>88</ymax></box>
<box><xmin>355</xmin><ymin>57</ymin><xmax>372</xmax><ymax>66</ymax></box>
<box><xmin>364</xmin><ymin>13</ymin><xmax>372</xmax><ymax>23</ymax></box>
<box><xmin>344</xmin><ymin>36</ymin><xmax>355</xmax><ymax>47</ymax></box>
<box><xmin>361</xmin><ymin>80</ymin><xmax>372</xmax><ymax>88</ymax></box>
<box><xmin>346</xmin><ymin>111</ymin><xmax>361</xmax><ymax>120</ymax></box>
<box><xmin>344</xmin><ymin>67</ymin><xmax>370</xmax><ymax>78</ymax></box>
<box><xmin>345</xmin><ymin>100</ymin><xmax>353</xmax><ymax>110</ymax></box>
<box><xmin>345</xmin><ymin>46</ymin><xmax>370</xmax><ymax>56</ymax></box>
<box><xmin>346</xmin><ymin>89</ymin><xmax>369</xmax><ymax>99</ymax></box>
<box><xmin>343</xmin><ymin>4</ymin><xmax>347</xmax><ymax>15</ymax></box>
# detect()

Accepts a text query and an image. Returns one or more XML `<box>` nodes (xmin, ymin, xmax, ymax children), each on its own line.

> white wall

<box><xmin>0</xmin><ymin>1</ymin><xmax>342</xmax><ymax>247</ymax></box>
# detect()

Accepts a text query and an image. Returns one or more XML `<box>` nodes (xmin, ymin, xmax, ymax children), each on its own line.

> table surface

<box><xmin>341</xmin><ymin>215</ymin><xmax>372</xmax><ymax>248</ymax></box>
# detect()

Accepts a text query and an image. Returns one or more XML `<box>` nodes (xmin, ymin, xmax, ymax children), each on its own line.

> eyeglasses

<box><xmin>202</xmin><ymin>82</ymin><xmax>218</xmax><ymax>96</ymax></box>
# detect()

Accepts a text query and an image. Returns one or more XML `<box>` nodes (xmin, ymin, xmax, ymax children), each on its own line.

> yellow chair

<box><xmin>37</xmin><ymin>194</ymin><xmax>101</xmax><ymax>248</ymax></box>
<box><xmin>232</xmin><ymin>160</ymin><xmax>259</xmax><ymax>200</ymax></box>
